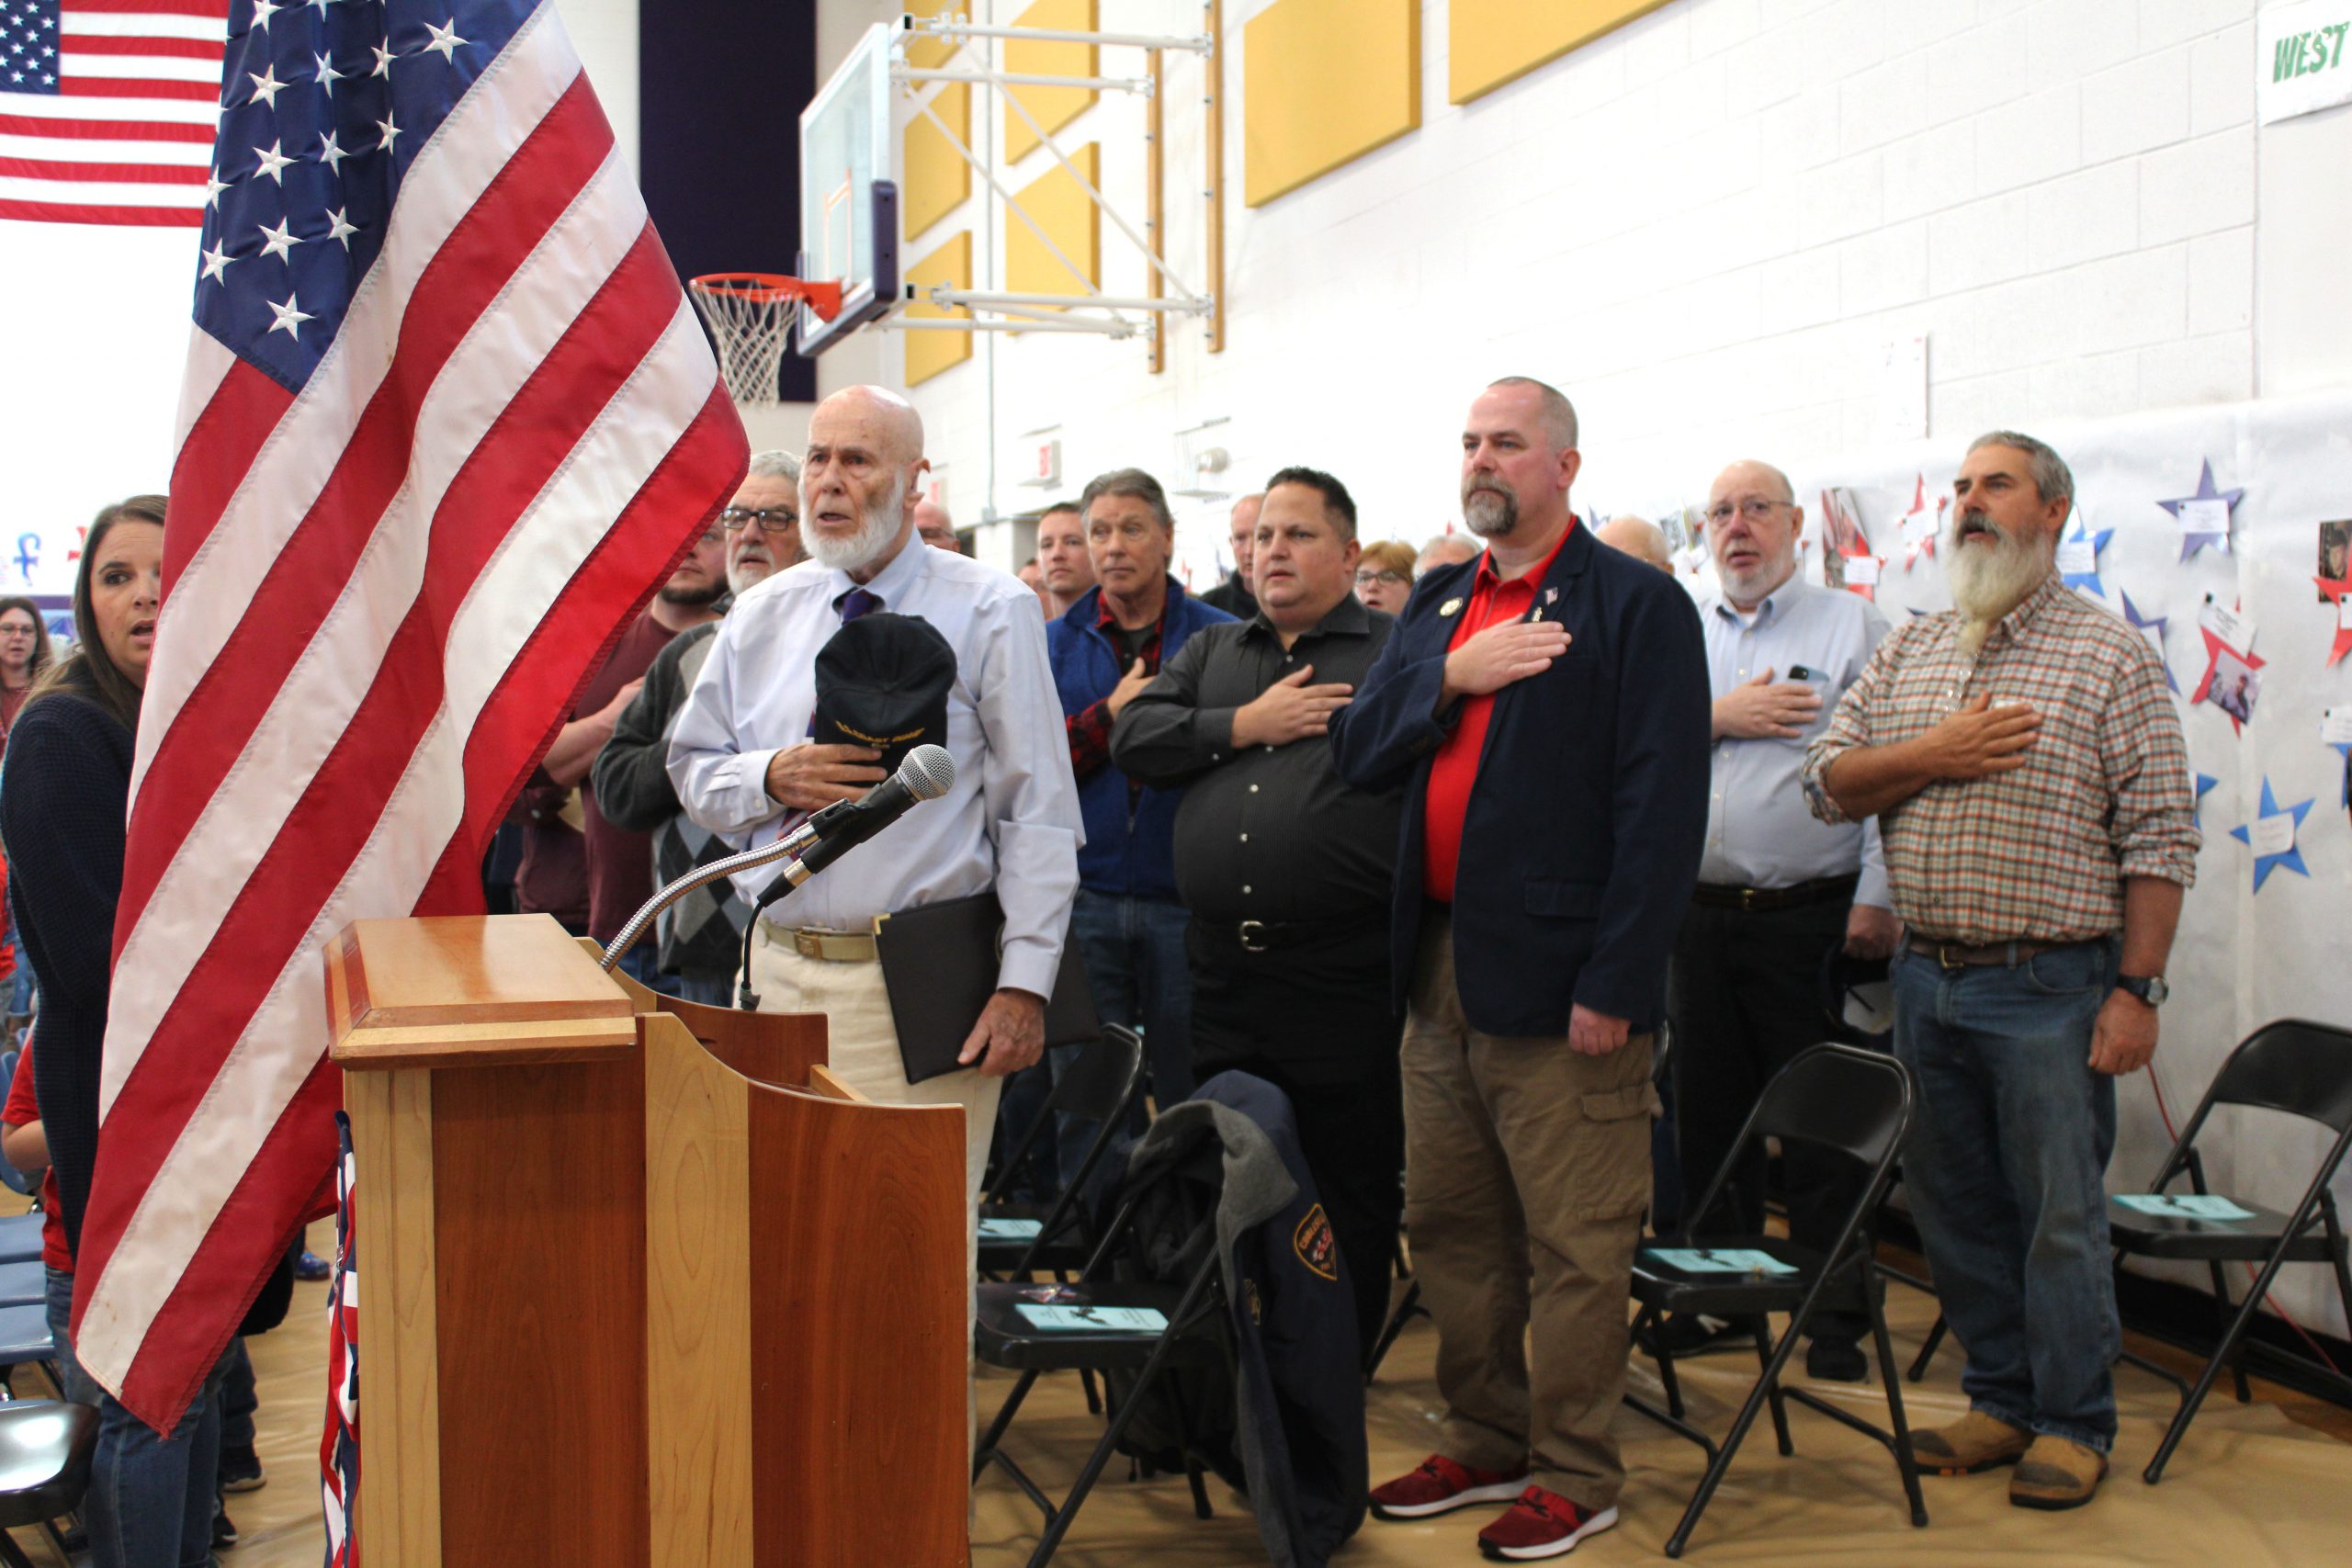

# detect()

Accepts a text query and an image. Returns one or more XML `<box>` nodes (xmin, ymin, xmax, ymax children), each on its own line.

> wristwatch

<box><xmin>2116</xmin><ymin>974</ymin><xmax>2169</xmax><ymax>1007</ymax></box>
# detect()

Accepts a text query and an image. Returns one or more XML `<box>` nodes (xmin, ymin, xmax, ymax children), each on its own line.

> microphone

<box><xmin>754</xmin><ymin>743</ymin><xmax>957</xmax><ymax>910</ymax></box>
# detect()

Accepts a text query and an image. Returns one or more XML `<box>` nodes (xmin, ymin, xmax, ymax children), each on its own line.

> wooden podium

<box><xmin>327</xmin><ymin>914</ymin><xmax>969</xmax><ymax>1568</ymax></box>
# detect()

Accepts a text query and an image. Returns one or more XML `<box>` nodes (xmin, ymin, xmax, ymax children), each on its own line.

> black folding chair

<box><xmin>979</xmin><ymin>1026</ymin><xmax>1145</xmax><ymax>1280</ymax></box>
<box><xmin>1624</xmin><ymin>1043</ymin><xmax>1925</xmax><ymax>1558</ymax></box>
<box><xmin>0</xmin><ymin>1400</ymin><xmax>95</xmax><ymax>1568</ymax></box>
<box><xmin>2110</xmin><ymin>1019</ymin><xmax>2352</xmax><ymax>1483</ymax></box>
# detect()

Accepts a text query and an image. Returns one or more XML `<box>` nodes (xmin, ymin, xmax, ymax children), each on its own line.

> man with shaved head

<box><xmin>914</xmin><ymin>493</ymin><xmax>962</xmax><ymax>553</ymax></box>
<box><xmin>1646</xmin><ymin>457</ymin><xmax>1897</xmax><ymax>1382</ymax></box>
<box><xmin>1596</xmin><ymin>515</ymin><xmax>1673</xmax><ymax>572</ymax></box>
<box><xmin>670</xmin><ymin>385</ymin><xmax>1082</xmax><ymax>1225</ymax></box>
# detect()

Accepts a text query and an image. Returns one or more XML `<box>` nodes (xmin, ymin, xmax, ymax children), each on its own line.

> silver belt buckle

<box><xmin>1238</xmin><ymin>919</ymin><xmax>1267</xmax><ymax>953</ymax></box>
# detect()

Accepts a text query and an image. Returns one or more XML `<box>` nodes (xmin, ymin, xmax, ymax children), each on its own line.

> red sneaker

<box><xmin>1368</xmin><ymin>1453</ymin><xmax>1530</xmax><ymax>1520</ymax></box>
<box><xmin>1476</xmin><ymin>1486</ymin><xmax>1619</xmax><ymax>1561</ymax></box>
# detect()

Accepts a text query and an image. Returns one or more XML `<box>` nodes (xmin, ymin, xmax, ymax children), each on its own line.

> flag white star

<box><xmin>317</xmin><ymin>130</ymin><xmax>348</xmax><ymax>173</ymax></box>
<box><xmin>376</xmin><ymin>110</ymin><xmax>401</xmax><ymax>153</ymax></box>
<box><xmin>423</xmin><ymin>18</ymin><xmax>467</xmax><ymax>61</ymax></box>
<box><xmin>199</xmin><ymin>241</ymin><xmax>234</xmax><ymax>283</ymax></box>
<box><xmin>370</xmin><ymin>42</ymin><xmax>392</xmax><ymax>76</ymax></box>
<box><xmin>251</xmin><ymin>139</ymin><xmax>294</xmax><ymax>183</ymax></box>
<box><xmin>324</xmin><ymin>207</ymin><xmax>358</xmax><ymax>249</ymax></box>
<box><xmin>204</xmin><ymin>168</ymin><xmax>232</xmax><ymax>208</ymax></box>
<box><xmin>247</xmin><ymin>62</ymin><xmax>286</xmax><ymax>107</ymax></box>
<box><xmin>266</xmin><ymin>292</ymin><xmax>313</xmax><ymax>341</ymax></box>
<box><xmin>250</xmin><ymin>0</ymin><xmax>283</xmax><ymax>33</ymax></box>
<box><xmin>257</xmin><ymin>216</ymin><xmax>302</xmax><ymax>262</ymax></box>
<box><xmin>314</xmin><ymin>51</ymin><xmax>341</xmax><ymax>96</ymax></box>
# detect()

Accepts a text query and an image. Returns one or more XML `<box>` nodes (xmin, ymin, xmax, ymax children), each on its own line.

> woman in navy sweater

<box><xmin>4</xmin><ymin>495</ymin><xmax>226</xmax><ymax>1568</ymax></box>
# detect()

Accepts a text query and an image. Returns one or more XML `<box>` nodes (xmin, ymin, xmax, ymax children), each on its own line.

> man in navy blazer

<box><xmin>1331</xmin><ymin>378</ymin><xmax>1709</xmax><ymax>1562</ymax></box>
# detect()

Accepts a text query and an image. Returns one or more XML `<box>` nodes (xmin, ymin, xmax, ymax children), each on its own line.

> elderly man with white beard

<box><xmin>1803</xmin><ymin>431</ymin><xmax>2198</xmax><ymax>1514</ymax></box>
<box><xmin>668</xmin><ymin>386</ymin><xmax>1082</xmax><ymax>1216</ymax></box>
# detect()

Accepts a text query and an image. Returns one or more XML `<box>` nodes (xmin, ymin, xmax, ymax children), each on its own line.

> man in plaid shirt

<box><xmin>1804</xmin><ymin>431</ymin><xmax>2198</xmax><ymax>1513</ymax></box>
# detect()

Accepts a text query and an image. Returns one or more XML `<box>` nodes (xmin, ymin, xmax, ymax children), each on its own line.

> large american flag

<box><xmin>0</xmin><ymin>1</ymin><xmax>225</xmax><ymax>227</ymax></box>
<box><xmin>74</xmin><ymin>0</ymin><xmax>747</xmax><ymax>1429</ymax></box>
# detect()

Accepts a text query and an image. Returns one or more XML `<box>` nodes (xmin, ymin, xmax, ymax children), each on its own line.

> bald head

<box><xmin>803</xmin><ymin>385</ymin><xmax>930</xmax><ymax>577</ymax></box>
<box><xmin>813</xmin><ymin>384</ymin><xmax>924</xmax><ymax>464</ymax></box>
<box><xmin>1597</xmin><ymin>515</ymin><xmax>1674</xmax><ymax>572</ymax></box>
<box><xmin>1704</xmin><ymin>457</ymin><xmax>1805</xmax><ymax>609</ymax></box>
<box><xmin>1417</xmin><ymin>534</ymin><xmax>1479</xmax><ymax>575</ymax></box>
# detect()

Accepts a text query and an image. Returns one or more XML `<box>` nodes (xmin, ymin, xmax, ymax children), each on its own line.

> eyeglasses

<box><xmin>1355</xmin><ymin>570</ymin><xmax>1409</xmax><ymax>587</ymax></box>
<box><xmin>720</xmin><ymin>506</ymin><xmax>797</xmax><ymax>532</ymax></box>
<box><xmin>1703</xmin><ymin>498</ymin><xmax>1792</xmax><ymax>527</ymax></box>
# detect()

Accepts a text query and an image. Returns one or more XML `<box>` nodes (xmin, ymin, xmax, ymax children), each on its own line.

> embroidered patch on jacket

<box><xmin>1293</xmin><ymin>1204</ymin><xmax>1339</xmax><ymax>1281</ymax></box>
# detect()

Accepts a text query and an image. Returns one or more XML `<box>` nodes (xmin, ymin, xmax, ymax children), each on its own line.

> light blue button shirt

<box><xmin>667</xmin><ymin>536</ymin><xmax>1083</xmax><ymax>998</ymax></box>
<box><xmin>1699</xmin><ymin>575</ymin><xmax>1892</xmax><ymax>908</ymax></box>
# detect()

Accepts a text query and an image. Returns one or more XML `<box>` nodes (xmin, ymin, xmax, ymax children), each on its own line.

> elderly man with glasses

<box><xmin>1644</xmin><ymin>458</ymin><xmax>1898</xmax><ymax>1382</ymax></box>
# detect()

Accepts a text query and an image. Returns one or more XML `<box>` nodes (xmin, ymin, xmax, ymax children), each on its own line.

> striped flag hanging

<box><xmin>0</xmin><ymin>1</ymin><xmax>226</xmax><ymax>227</ymax></box>
<box><xmin>73</xmin><ymin>0</ymin><xmax>748</xmax><ymax>1429</ymax></box>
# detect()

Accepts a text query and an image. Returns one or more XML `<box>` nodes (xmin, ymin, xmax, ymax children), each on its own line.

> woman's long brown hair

<box><xmin>26</xmin><ymin>493</ymin><xmax>167</xmax><ymax>733</ymax></box>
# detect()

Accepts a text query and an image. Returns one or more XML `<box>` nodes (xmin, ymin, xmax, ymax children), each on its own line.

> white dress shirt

<box><xmin>667</xmin><ymin>536</ymin><xmax>1084</xmax><ymax>998</ymax></box>
<box><xmin>1698</xmin><ymin>575</ymin><xmax>1892</xmax><ymax>908</ymax></box>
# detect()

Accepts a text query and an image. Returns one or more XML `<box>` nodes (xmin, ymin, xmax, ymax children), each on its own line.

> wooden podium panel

<box><xmin>332</xmin><ymin>915</ymin><xmax>968</xmax><ymax>1568</ymax></box>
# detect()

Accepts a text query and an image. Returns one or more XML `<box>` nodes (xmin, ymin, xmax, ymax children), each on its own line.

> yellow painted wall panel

<box><xmin>903</xmin><ymin>0</ymin><xmax>956</xmax><ymax>70</ymax></box>
<box><xmin>904</xmin><ymin>232</ymin><xmax>974</xmax><ymax>388</ymax></box>
<box><xmin>1243</xmin><ymin>0</ymin><xmax>1419</xmax><ymax>209</ymax></box>
<box><xmin>1004</xmin><ymin>142</ymin><xmax>1100</xmax><ymax>310</ymax></box>
<box><xmin>1003</xmin><ymin>0</ymin><xmax>1098</xmax><ymax>164</ymax></box>
<box><xmin>1448</xmin><ymin>0</ymin><xmax>1677</xmax><ymax>105</ymax></box>
<box><xmin>903</xmin><ymin>83</ymin><xmax>969</xmax><ymax>241</ymax></box>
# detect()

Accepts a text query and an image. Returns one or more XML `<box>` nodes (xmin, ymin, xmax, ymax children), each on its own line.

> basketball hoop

<box><xmin>687</xmin><ymin>273</ymin><xmax>844</xmax><ymax>407</ymax></box>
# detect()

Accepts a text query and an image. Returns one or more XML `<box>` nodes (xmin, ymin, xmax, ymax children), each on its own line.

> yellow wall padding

<box><xmin>1243</xmin><ymin>0</ymin><xmax>1419</xmax><ymax>208</ymax></box>
<box><xmin>904</xmin><ymin>83</ymin><xmax>970</xmax><ymax>241</ymax></box>
<box><xmin>1004</xmin><ymin>142</ymin><xmax>1102</xmax><ymax>310</ymax></box>
<box><xmin>904</xmin><ymin>232</ymin><xmax>974</xmax><ymax>387</ymax></box>
<box><xmin>903</xmin><ymin>0</ymin><xmax>957</xmax><ymax>71</ymax></box>
<box><xmin>1448</xmin><ymin>0</ymin><xmax>1677</xmax><ymax>105</ymax></box>
<box><xmin>1003</xmin><ymin>0</ymin><xmax>1099</xmax><ymax>165</ymax></box>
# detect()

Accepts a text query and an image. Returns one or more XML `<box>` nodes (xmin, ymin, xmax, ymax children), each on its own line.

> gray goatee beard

<box><xmin>807</xmin><ymin>487</ymin><xmax>905</xmax><ymax>575</ymax></box>
<box><xmin>1945</xmin><ymin>513</ymin><xmax>2054</xmax><ymax>656</ymax></box>
<box><xmin>1463</xmin><ymin>480</ymin><xmax>1518</xmax><ymax>538</ymax></box>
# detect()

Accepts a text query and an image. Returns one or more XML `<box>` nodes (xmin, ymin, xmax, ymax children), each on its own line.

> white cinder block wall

<box><xmin>795</xmin><ymin>0</ymin><xmax>2352</xmax><ymax>576</ymax></box>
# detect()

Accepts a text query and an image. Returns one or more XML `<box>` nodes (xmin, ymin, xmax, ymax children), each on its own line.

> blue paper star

<box><xmin>2193</xmin><ymin>773</ymin><xmax>2219</xmax><ymax>829</ymax></box>
<box><xmin>2158</xmin><ymin>460</ymin><xmax>2244</xmax><ymax>561</ymax></box>
<box><xmin>2228</xmin><ymin>778</ymin><xmax>2312</xmax><ymax>892</ymax></box>
<box><xmin>2059</xmin><ymin>518</ymin><xmax>2114</xmax><ymax>596</ymax></box>
<box><xmin>2119</xmin><ymin>592</ymin><xmax>2177</xmax><ymax>694</ymax></box>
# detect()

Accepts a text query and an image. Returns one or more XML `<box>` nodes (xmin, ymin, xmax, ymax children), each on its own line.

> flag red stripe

<box><xmin>113</xmin><ymin>75</ymin><xmax>611</xmax><ymax>948</ymax></box>
<box><xmin>0</xmin><ymin>196</ymin><xmax>199</xmax><ymax>224</ymax></box>
<box><xmin>97</xmin><ymin>1059</ymin><xmax>339</xmax><ymax>1431</ymax></box>
<box><xmin>81</xmin><ymin>229</ymin><xmax>692</xmax><ymax>1292</ymax></box>
<box><xmin>163</xmin><ymin>358</ymin><xmax>296</xmax><ymax>594</ymax></box>
<box><xmin>0</xmin><ymin>112</ymin><xmax>216</xmax><ymax>143</ymax></box>
<box><xmin>0</xmin><ymin>154</ymin><xmax>206</xmax><ymax>184</ymax></box>
<box><xmin>58</xmin><ymin>33</ymin><xmax>225</xmax><ymax>59</ymax></box>
<box><xmin>416</xmin><ymin>378</ymin><xmax>749</xmax><ymax>913</ymax></box>
<box><xmin>59</xmin><ymin>77</ymin><xmax>219</xmax><ymax>101</ymax></box>
<box><xmin>60</xmin><ymin>0</ymin><xmax>228</xmax><ymax>16</ymax></box>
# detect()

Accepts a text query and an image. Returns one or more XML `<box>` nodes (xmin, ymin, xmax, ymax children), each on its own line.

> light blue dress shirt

<box><xmin>1698</xmin><ymin>574</ymin><xmax>1892</xmax><ymax>909</ymax></box>
<box><xmin>667</xmin><ymin>536</ymin><xmax>1084</xmax><ymax>998</ymax></box>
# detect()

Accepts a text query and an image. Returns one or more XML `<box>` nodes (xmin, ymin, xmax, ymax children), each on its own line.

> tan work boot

<box><xmin>2009</xmin><ymin>1435</ymin><xmax>2107</xmax><ymax>1510</ymax></box>
<box><xmin>1908</xmin><ymin>1411</ymin><xmax>2032</xmax><ymax>1475</ymax></box>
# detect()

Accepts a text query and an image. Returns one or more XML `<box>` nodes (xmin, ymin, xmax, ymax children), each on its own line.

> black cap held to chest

<box><xmin>811</xmin><ymin>612</ymin><xmax>956</xmax><ymax>774</ymax></box>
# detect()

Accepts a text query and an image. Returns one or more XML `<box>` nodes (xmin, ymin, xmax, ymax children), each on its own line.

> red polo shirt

<box><xmin>1421</xmin><ymin>522</ymin><xmax>1576</xmax><ymax>902</ymax></box>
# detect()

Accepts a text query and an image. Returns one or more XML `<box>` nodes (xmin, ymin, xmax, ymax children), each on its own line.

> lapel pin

<box><xmin>1440</xmin><ymin>597</ymin><xmax>1464</xmax><ymax>618</ymax></box>
<box><xmin>1545</xmin><ymin>587</ymin><xmax>1559</xmax><ymax>604</ymax></box>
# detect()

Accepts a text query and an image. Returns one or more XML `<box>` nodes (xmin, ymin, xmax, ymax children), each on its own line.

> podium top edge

<box><xmin>325</xmin><ymin>914</ymin><xmax>634</xmax><ymax>1050</ymax></box>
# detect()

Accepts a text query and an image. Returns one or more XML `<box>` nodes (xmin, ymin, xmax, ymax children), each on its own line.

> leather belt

<box><xmin>1211</xmin><ymin>916</ymin><xmax>1385</xmax><ymax>954</ymax></box>
<box><xmin>757</xmin><ymin>917</ymin><xmax>878</xmax><ymax>963</ymax></box>
<box><xmin>1905</xmin><ymin>934</ymin><xmax>2079</xmax><ymax>969</ymax></box>
<box><xmin>1690</xmin><ymin>874</ymin><xmax>1859</xmax><ymax>913</ymax></box>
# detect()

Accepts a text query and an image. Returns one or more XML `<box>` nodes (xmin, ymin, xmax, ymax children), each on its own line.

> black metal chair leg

<box><xmin>1905</xmin><ymin>1312</ymin><xmax>1948</xmax><ymax>1383</ymax></box>
<box><xmin>1364</xmin><ymin>1279</ymin><xmax>1423</xmax><ymax>1384</ymax></box>
<box><xmin>1163</xmin><ymin>1374</ymin><xmax>1216</xmax><ymax>1521</ymax></box>
<box><xmin>1749</xmin><ymin>1315</ymin><xmax>1792</xmax><ymax>1457</ymax></box>
<box><xmin>1664</xmin><ymin>1295</ymin><xmax>1814</xmax><ymax>1559</ymax></box>
<box><xmin>2204</xmin><ymin>1261</ymin><xmax>2253</xmax><ymax>1404</ymax></box>
<box><xmin>975</xmin><ymin>1368</ymin><xmax>1045</xmax><ymax>1484</ymax></box>
<box><xmin>2144</xmin><ymin>1247</ymin><xmax>2297</xmax><ymax>1485</ymax></box>
<box><xmin>1025</xmin><ymin>1302</ymin><xmax>1216</xmax><ymax>1565</ymax></box>
<box><xmin>1655</xmin><ymin>1336</ymin><xmax>1689</xmax><ymax>1421</ymax></box>
<box><xmin>1866</xmin><ymin>1274</ymin><xmax>1928</xmax><ymax>1527</ymax></box>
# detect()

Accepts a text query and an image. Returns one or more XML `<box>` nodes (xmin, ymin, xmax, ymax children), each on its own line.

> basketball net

<box><xmin>688</xmin><ymin>274</ymin><xmax>842</xmax><ymax>409</ymax></box>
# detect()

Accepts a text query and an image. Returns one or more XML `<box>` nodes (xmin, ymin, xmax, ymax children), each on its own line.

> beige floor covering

<box><xmin>9</xmin><ymin>1222</ymin><xmax>2347</xmax><ymax>1566</ymax></box>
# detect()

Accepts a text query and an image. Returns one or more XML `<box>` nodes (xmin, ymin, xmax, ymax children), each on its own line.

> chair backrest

<box><xmin>1048</xmin><ymin>1025</ymin><xmax>1146</xmax><ymax>1127</ymax></box>
<box><xmin>0</xmin><ymin>1050</ymin><xmax>29</xmax><ymax>1199</ymax></box>
<box><xmin>2201</xmin><ymin>1020</ymin><xmax>2352</xmax><ymax>1136</ymax></box>
<box><xmin>1745</xmin><ymin>1043</ymin><xmax>1914</xmax><ymax>1172</ymax></box>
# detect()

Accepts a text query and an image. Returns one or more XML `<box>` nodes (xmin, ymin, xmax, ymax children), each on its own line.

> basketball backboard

<box><xmin>797</xmin><ymin>22</ymin><xmax>900</xmax><ymax>355</ymax></box>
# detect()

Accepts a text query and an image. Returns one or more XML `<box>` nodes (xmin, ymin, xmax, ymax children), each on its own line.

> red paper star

<box><xmin>2190</xmin><ymin>623</ymin><xmax>2266</xmax><ymax>735</ymax></box>
<box><xmin>2318</xmin><ymin>576</ymin><xmax>2352</xmax><ymax>667</ymax></box>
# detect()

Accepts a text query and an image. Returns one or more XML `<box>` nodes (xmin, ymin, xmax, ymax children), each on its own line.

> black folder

<box><xmin>876</xmin><ymin>892</ymin><xmax>1102</xmax><ymax>1083</ymax></box>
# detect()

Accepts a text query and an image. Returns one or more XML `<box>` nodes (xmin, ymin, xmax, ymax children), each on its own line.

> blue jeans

<box><xmin>219</xmin><ymin>1336</ymin><xmax>255</xmax><ymax>1454</ymax></box>
<box><xmin>42</xmin><ymin>1265</ymin><xmax>97</xmax><ymax>1407</ymax></box>
<box><xmin>1062</xmin><ymin>891</ymin><xmax>1193</xmax><ymax>1179</ymax></box>
<box><xmin>1892</xmin><ymin>939</ymin><xmax>2121</xmax><ymax>1452</ymax></box>
<box><xmin>91</xmin><ymin>1343</ymin><xmax>232</xmax><ymax>1568</ymax></box>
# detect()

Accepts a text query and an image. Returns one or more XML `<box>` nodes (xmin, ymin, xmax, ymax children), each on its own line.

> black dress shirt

<box><xmin>1200</xmin><ymin>577</ymin><xmax>1258</xmax><ymax>620</ymax></box>
<box><xmin>1111</xmin><ymin>596</ymin><xmax>1399</xmax><ymax>926</ymax></box>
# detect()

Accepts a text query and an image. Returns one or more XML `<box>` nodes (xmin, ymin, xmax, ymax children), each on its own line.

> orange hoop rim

<box><xmin>688</xmin><ymin>272</ymin><xmax>843</xmax><ymax>321</ymax></box>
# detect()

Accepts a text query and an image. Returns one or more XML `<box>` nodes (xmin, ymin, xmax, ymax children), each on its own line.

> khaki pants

<box><xmin>1402</xmin><ymin>907</ymin><xmax>1656</xmax><ymax>1511</ymax></box>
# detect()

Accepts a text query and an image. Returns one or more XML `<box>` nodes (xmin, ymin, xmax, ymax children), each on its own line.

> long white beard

<box><xmin>1945</xmin><ymin>516</ymin><xmax>2053</xmax><ymax>655</ymax></box>
<box><xmin>807</xmin><ymin>488</ymin><xmax>904</xmax><ymax>575</ymax></box>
